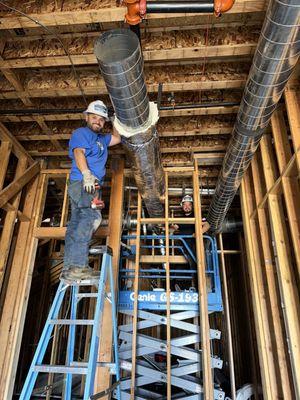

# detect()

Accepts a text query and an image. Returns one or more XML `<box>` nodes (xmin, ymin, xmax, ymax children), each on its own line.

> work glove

<box><xmin>82</xmin><ymin>169</ymin><xmax>97</xmax><ymax>194</ymax></box>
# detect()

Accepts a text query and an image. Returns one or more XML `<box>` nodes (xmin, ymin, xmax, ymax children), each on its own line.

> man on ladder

<box><xmin>61</xmin><ymin>100</ymin><xmax>121</xmax><ymax>282</ymax></box>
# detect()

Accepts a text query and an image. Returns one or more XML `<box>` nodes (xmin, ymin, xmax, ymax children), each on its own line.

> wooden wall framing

<box><xmin>240</xmin><ymin>87</ymin><xmax>300</xmax><ymax>399</ymax></box>
<box><xmin>0</xmin><ymin>124</ymin><xmax>43</xmax><ymax>399</ymax></box>
<box><xmin>0</xmin><ymin>154</ymin><xmax>124</xmax><ymax>398</ymax></box>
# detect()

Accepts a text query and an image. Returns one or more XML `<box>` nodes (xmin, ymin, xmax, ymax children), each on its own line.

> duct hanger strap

<box><xmin>122</xmin><ymin>129</ymin><xmax>157</xmax><ymax>149</ymax></box>
<box><xmin>233</xmin><ymin>124</ymin><xmax>266</xmax><ymax>138</ymax></box>
<box><xmin>114</xmin><ymin>101</ymin><xmax>159</xmax><ymax>138</ymax></box>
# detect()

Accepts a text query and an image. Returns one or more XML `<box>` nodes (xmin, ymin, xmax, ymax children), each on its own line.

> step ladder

<box><xmin>20</xmin><ymin>245</ymin><xmax>120</xmax><ymax>400</ymax></box>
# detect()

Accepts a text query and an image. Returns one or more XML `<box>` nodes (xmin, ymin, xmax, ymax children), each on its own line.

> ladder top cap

<box><xmin>89</xmin><ymin>245</ymin><xmax>113</xmax><ymax>256</ymax></box>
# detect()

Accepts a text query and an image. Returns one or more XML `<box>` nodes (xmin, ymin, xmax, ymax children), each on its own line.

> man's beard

<box><xmin>87</xmin><ymin>121</ymin><xmax>101</xmax><ymax>133</ymax></box>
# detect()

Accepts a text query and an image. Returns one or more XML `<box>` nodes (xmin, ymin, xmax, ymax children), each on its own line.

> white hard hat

<box><xmin>180</xmin><ymin>195</ymin><xmax>193</xmax><ymax>206</ymax></box>
<box><xmin>84</xmin><ymin>100</ymin><xmax>109</xmax><ymax>121</ymax></box>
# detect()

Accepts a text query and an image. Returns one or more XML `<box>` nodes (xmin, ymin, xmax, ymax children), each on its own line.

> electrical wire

<box><xmin>0</xmin><ymin>1</ymin><xmax>88</xmax><ymax>107</ymax></box>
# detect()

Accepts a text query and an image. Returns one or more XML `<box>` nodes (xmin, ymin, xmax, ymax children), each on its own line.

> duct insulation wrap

<box><xmin>94</xmin><ymin>28</ymin><xmax>164</xmax><ymax>218</ymax></box>
<box><xmin>207</xmin><ymin>0</ymin><xmax>300</xmax><ymax>233</ymax></box>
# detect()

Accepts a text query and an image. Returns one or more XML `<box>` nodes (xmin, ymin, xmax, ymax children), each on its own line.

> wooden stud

<box><xmin>0</xmin><ymin>156</ymin><xmax>28</xmax><ymax>291</ymax></box>
<box><xmin>0</xmin><ymin>122</ymin><xmax>33</xmax><ymax>162</ymax></box>
<box><xmin>0</xmin><ymin>169</ymin><xmax>48</xmax><ymax>399</ymax></box>
<box><xmin>271</xmin><ymin>110</ymin><xmax>300</xmax><ymax>282</ymax></box>
<box><xmin>260</xmin><ymin>136</ymin><xmax>300</xmax><ymax>398</ymax></box>
<box><xmin>95</xmin><ymin>158</ymin><xmax>124</xmax><ymax>397</ymax></box>
<box><xmin>0</xmin><ymin>141</ymin><xmax>12</xmax><ymax>190</ymax></box>
<box><xmin>60</xmin><ymin>174</ymin><xmax>69</xmax><ymax>227</ymax></box>
<box><xmin>193</xmin><ymin>159</ymin><xmax>213</xmax><ymax>399</ymax></box>
<box><xmin>164</xmin><ymin>172</ymin><xmax>171</xmax><ymax>400</ymax></box>
<box><xmin>251</xmin><ymin>153</ymin><xmax>293</xmax><ymax>399</ymax></box>
<box><xmin>284</xmin><ymin>87</ymin><xmax>300</xmax><ymax>171</ymax></box>
<box><xmin>0</xmin><ymin>161</ymin><xmax>40</xmax><ymax>209</ymax></box>
<box><xmin>238</xmin><ymin>234</ymin><xmax>261</xmax><ymax>399</ymax></box>
<box><xmin>240</xmin><ymin>172</ymin><xmax>279</xmax><ymax>400</ymax></box>
<box><xmin>218</xmin><ymin>233</ymin><xmax>236</xmax><ymax>400</ymax></box>
<box><xmin>129</xmin><ymin>192</ymin><xmax>142</xmax><ymax>400</ymax></box>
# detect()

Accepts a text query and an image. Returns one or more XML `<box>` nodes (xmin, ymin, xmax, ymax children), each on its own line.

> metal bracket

<box><xmin>90</xmin><ymin>380</ymin><xmax>120</xmax><ymax>400</ymax></box>
<box><xmin>89</xmin><ymin>245</ymin><xmax>113</xmax><ymax>256</ymax></box>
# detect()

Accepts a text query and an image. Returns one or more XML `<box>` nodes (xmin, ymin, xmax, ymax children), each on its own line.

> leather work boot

<box><xmin>60</xmin><ymin>266</ymin><xmax>99</xmax><ymax>283</ymax></box>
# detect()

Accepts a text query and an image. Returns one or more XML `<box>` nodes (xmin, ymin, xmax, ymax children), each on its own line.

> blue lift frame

<box><xmin>119</xmin><ymin>234</ymin><xmax>223</xmax><ymax>312</ymax></box>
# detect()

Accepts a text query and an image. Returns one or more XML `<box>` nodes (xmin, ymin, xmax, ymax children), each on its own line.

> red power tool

<box><xmin>91</xmin><ymin>182</ymin><xmax>105</xmax><ymax>210</ymax></box>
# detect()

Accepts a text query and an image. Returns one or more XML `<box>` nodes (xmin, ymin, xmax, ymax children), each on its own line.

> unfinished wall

<box><xmin>240</xmin><ymin>87</ymin><xmax>300</xmax><ymax>399</ymax></box>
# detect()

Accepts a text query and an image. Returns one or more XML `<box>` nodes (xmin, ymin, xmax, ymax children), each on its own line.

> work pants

<box><xmin>63</xmin><ymin>180</ymin><xmax>102</xmax><ymax>269</ymax></box>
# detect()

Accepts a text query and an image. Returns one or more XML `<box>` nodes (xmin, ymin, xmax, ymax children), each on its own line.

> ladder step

<box><xmin>33</xmin><ymin>365</ymin><xmax>88</xmax><ymax>374</ymax></box>
<box><xmin>49</xmin><ymin>319</ymin><xmax>94</xmax><ymax>325</ymax></box>
<box><xmin>76</xmin><ymin>293</ymin><xmax>99</xmax><ymax>299</ymax></box>
<box><xmin>61</xmin><ymin>278</ymin><xmax>100</xmax><ymax>286</ymax></box>
<box><xmin>89</xmin><ymin>245</ymin><xmax>113</xmax><ymax>255</ymax></box>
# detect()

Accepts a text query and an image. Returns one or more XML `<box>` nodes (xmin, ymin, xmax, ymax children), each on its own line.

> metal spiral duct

<box><xmin>94</xmin><ymin>28</ymin><xmax>165</xmax><ymax>218</ymax></box>
<box><xmin>207</xmin><ymin>0</ymin><xmax>300</xmax><ymax>233</ymax></box>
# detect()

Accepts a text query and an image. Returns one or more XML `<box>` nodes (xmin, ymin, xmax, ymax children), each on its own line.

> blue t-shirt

<box><xmin>69</xmin><ymin>127</ymin><xmax>112</xmax><ymax>183</ymax></box>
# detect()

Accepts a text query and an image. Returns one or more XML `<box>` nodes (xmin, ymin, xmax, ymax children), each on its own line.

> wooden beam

<box><xmin>0</xmin><ymin>45</ymin><xmax>256</xmax><ymax>69</ymax></box>
<box><xmin>33</xmin><ymin>226</ymin><xmax>109</xmax><ymax>239</ymax></box>
<box><xmin>95</xmin><ymin>158</ymin><xmax>124</xmax><ymax>396</ymax></box>
<box><xmin>0</xmin><ymin>80</ymin><xmax>246</xmax><ymax>100</ymax></box>
<box><xmin>0</xmin><ymin>44</ymin><xmax>33</xmax><ymax>106</ymax></box>
<box><xmin>16</xmin><ymin>127</ymin><xmax>233</xmax><ymax>142</ymax></box>
<box><xmin>33</xmin><ymin>116</ymin><xmax>64</xmax><ymax>151</ymax></box>
<box><xmin>0</xmin><ymin>106</ymin><xmax>238</xmax><ymax>124</ymax></box>
<box><xmin>0</xmin><ymin>122</ymin><xmax>33</xmax><ymax>162</ymax></box>
<box><xmin>0</xmin><ymin>0</ymin><xmax>266</xmax><ymax>30</ymax></box>
<box><xmin>0</xmin><ymin>161</ymin><xmax>40</xmax><ymax>209</ymax></box>
<box><xmin>27</xmin><ymin>144</ymin><xmax>227</xmax><ymax>157</ymax></box>
<box><xmin>0</xmin><ymin>68</ymin><xmax>33</xmax><ymax>107</ymax></box>
<box><xmin>194</xmin><ymin>152</ymin><xmax>225</xmax><ymax>165</ymax></box>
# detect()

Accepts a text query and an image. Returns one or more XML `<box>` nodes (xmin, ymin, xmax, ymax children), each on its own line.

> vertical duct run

<box><xmin>207</xmin><ymin>0</ymin><xmax>300</xmax><ymax>233</ymax></box>
<box><xmin>94</xmin><ymin>29</ymin><xmax>164</xmax><ymax>218</ymax></box>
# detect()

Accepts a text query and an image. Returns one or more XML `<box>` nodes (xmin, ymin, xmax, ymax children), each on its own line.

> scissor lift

<box><xmin>114</xmin><ymin>161</ymin><xmax>225</xmax><ymax>400</ymax></box>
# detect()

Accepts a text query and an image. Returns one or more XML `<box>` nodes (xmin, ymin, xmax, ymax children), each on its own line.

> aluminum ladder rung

<box><xmin>49</xmin><ymin>319</ymin><xmax>94</xmax><ymax>325</ymax></box>
<box><xmin>61</xmin><ymin>278</ymin><xmax>100</xmax><ymax>286</ymax></box>
<box><xmin>20</xmin><ymin>250</ymin><xmax>121</xmax><ymax>400</ymax></box>
<box><xmin>33</xmin><ymin>365</ymin><xmax>88</xmax><ymax>374</ymax></box>
<box><xmin>76</xmin><ymin>293</ymin><xmax>99</xmax><ymax>299</ymax></box>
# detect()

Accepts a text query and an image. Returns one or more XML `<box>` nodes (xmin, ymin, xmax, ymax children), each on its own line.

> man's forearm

<box><xmin>110</xmin><ymin>125</ymin><xmax>121</xmax><ymax>146</ymax></box>
<box><xmin>74</xmin><ymin>148</ymin><xmax>89</xmax><ymax>173</ymax></box>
